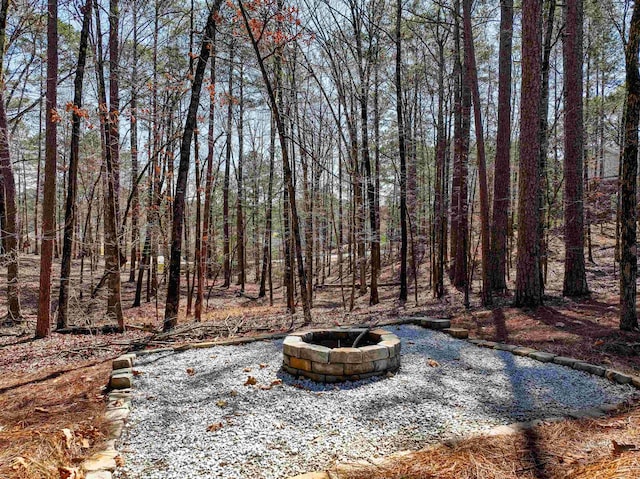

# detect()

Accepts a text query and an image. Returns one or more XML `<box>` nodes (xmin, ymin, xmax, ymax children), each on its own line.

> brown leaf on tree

<box><xmin>244</xmin><ymin>376</ymin><xmax>257</xmax><ymax>386</ymax></box>
<box><xmin>207</xmin><ymin>422</ymin><xmax>223</xmax><ymax>432</ymax></box>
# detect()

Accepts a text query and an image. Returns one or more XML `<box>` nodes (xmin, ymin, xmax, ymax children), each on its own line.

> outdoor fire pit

<box><xmin>282</xmin><ymin>328</ymin><xmax>401</xmax><ymax>382</ymax></box>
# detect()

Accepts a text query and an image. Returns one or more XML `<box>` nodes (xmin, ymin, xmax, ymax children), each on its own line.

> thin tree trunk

<box><xmin>463</xmin><ymin>0</ymin><xmax>492</xmax><ymax>306</ymax></box>
<box><xmin>396</xmin><ymin>0</ymin><xmax>407</xmax><ymax>302</ymax></box>
<box><xmin>0</xmin><ymin>0</ymin><xmax>21</xmax><ymax>323</ymax></box>
<box><xmin>236</xmin><ymin>65</ymin><xmax>245</xmax><ymax>292</ymax></box>
<box><xmin>223</xmin><ymin>45</ymin><xmax>233</xmax><ymax>288</ymax></box>
<box><xmin>489</xmin><ymin>0</ymin><xmax>513</xmax><ymax>293</ymax></box>
<box><xmin>128</xmin><ymin>5</ymin><xmax>139</xmax><ymax>283</ymax></box>
<box><xmin>57</xmin><ymin>0</ymin><xmax>92</xmax><ymax>328</ymax></box>
<box><xmin>36</xmin><ymin>0</ymin><xmax>58</xmax><ymax>338</ymax></box>
<box><xmin>239</xmin><ymin>0</ymin><xmax>312</xmax><ymax>324</ymax></box>
<box><xmin>259</xmin><ymin>114</ymin><xmax>275</xmax><ymax>298</ymax></box>
<box><xmin>164</xmin><ymin>1</ymin><xmax>221</xmax><ymax>330</ymax></box>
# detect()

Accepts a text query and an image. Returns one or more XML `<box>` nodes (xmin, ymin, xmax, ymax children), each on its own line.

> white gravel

<box><xmin>114</xmin><ymin>325</ymin><xmax>637</xmax><ymax>479</ymax></box>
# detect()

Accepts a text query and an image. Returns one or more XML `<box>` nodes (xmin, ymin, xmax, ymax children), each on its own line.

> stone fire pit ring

<box><xmin>282</xmin><ymin>328</ymin><xmax>401</xmax><ymax>383</ymax></box>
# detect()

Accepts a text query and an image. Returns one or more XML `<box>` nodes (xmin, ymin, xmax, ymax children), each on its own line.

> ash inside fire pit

<box><xmin>282</xmin><ymin>328</ymin><xmax>401</xmax><ymax>383</ymax></box>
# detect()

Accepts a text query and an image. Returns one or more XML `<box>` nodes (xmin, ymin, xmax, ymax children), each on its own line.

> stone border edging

<box><xmin>286</xmin><ymin>315</ymin><xmax>640</xmax><ymax>479</ymax></box>
<box><xmin>81</xmin><ymin>353</ymin><xmax>137</xmax><ymax>479</ymax></box>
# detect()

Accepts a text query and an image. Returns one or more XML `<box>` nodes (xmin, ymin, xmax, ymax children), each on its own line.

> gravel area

<box><xmin>115</xmin><ymin>325</ymin><xmax>637</xmax><ymax>479</ymax></box>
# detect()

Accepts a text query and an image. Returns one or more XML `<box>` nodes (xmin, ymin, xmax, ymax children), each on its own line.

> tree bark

<box><xmin>128</xmin><ymin>5</ymin><xmax>140</xmax><ymax>283</ymax></box>
<box><xmin>489</xmin><ymin>0</ymin><xmax>513</xmax><ymax>293</ymax></box>
<box><xmin>462</xmin><ymin>0</ymin><xmax>492</xmax><ymax>306</ymax></box>
<box><xmin>0</xmin><ymin>0</ymin><xmax>21</xmax><ymax>323</ymax></box>
<box><xmin>562</xmin><ymin>0</ymin><xmax>589</xmax><ymax>297</ymax></box>
<box><xmin>396</xmin><ymin>0</ymin><xmax>407</xmax><ymax>302</ymax></box>
<box><xmin>57</xmin><ymin>0</ymin><xmax>92</xmax><ymax>329</ymax></box>
<box><xmin>238</xmin><ymin>0</ymin><xmax>312</xmax><ymax>324</ymax></box>
<box><xmin>619</xmin><ymin>0</ymin><xmax>640</xmax><ymax>331</ymax></box>
<box><xmin>515</xmin><ymin>0</ymin><xmax>543</xmax><ymax>307</ymax></box>
<box><xmin>223</xmin><ymin>45</ymin><xmax>233</xmax><ymax>288</ymax></box>
<box><xmin>36</xmin><ymin>0</ymin><xmax>58</xmax><ymax>338</ymax></box>
<box><xmin>164</xmin><ymin>1</ymin><xmax>221</xmax><ymax>330</ymax></box>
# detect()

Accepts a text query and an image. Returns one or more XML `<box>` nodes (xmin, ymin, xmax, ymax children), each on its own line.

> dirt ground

<box><xmin>1</xmin><ymin>225</ymin><xmax>639</xmax><ymax>478</ymax></box>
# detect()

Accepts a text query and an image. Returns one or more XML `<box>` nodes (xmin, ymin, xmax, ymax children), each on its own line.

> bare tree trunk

<box><xmin>57</xmin><ymin>0</ymin><xmax>92</xmax><ymax>328</ymax></box>
<box><xmin>562</xmin><ymin>0</ymin><xmax>589</xmax><ymax>297</ymax></box>
<box><xmin>463</xmin><ymin>0</ymin><xmax>492</xmax><ymax>306</ymax></box>
<box><xmin>489</xmin><ymin>0</ymin><xmax>513</xmax><ymax>293</ymax></box>
<box><xmin>0</xmin><ymin>0</ymin><xmax>21</xmax><ymax>323</ymax></box>
<box><xmin>239</xmin><ymin>0</ymin><xmax>312</xmax><ymax>324</ymax></box>
<box><xmin>236</xmin><ymin>65</ymin><xmax>245</xmax><ymax>292</ymax></box>
<box><xmin>128</xmin><ymin>5</ymin><xmax>139</xmax><ymax>283</ymax></box>
<box><xmin>620</xmin><ymin>0</ymin><xmax>640</xmax><ymax>331</ymax></box>
<box><xmin>164</xmin><ymin>1</ymin><xmax>221</xmax><ymax>330</ymax></box>
<box><xmin>223</xmin><ymin>45</ymin><xmax>233</xmax><ymax>288</ymax></box>
<box><xmin>105</xmin><ymin>0</ymin><xmax>123</xmax><ymax>328</ymax></box>
<box><xmin>396</xmin><ymin>0</ymin><xmax>407</xmax><ymax>302</ymax></box>
<box><xmin>259</xmin><ymin>114</ymin><xmax>275</xmax><ymax>298</ymax></box>
<box><xmin>515</xmin><ymin>0</ymin><xmax>543</xmax><ymax>307</ymax></box>
<box><xmin>36</xmin><ymin>0</ymin><xmax>58</xmax><ymax>338</ymax></box>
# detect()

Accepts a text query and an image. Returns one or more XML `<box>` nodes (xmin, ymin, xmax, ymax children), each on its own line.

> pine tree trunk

<box><xmin>489</xmin><ymin>0</ymin><xmax>513</xmax><ymax>293</ymax></box>
<box><xmin>129</xmin><ymin>5</ymin><xmax>139</xmax><ymax>283</ymax></box>
<box><xmin>619</xmin><ymin>0</ymin><xmax>640</xmax><ymax>331</ymax></box>
<box><xmin>0</xmin><ymin>0</ymin><xmax>21</xmax><ymax>323</ymax></box>
<box><xmin>36</xmin><ymin>0</ymin><xmax>58</xmax><ymax>338</ymax></box>
<box><xmin>463</xmin><ymin>0</ymin><xmax>492</xmax><ymax>306</ymax></box>
<box><xmin>562</xmin><ymin>0</ymin><xmax>589</xmax><ymax>297</ymax></box>
<box><xmin>515</xmin><ymin>0</ymin><xmax>543</xmax><ymax>307</ymax></box>
<box><xmin>396</xmin><ymin>0</ymin><xmax>407</xmax><ymax>302</ymax></box>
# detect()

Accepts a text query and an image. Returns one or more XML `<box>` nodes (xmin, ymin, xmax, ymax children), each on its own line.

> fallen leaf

<box><xmin>11</xmin><ymin>457</ymin><xmax>27</xmax><ymax>470</ymax></box>
<box><xmin>34</xmin><ymin>407</ymin><xmax>49</xmax><ymax>413</ymax></box>
<box><xmin>594</xmin><ymin>339</ymin><xmax>605</xmax><ymax>347</ymax></box>
<box><xmin>230</xmin><ymin>390</ymin><xmax>238</xmax><ymax>397</ymax></box>
<box><xmin>58</xmin><ymin>466</ymin><xmax>80</xmax><ymax>479</ymax></box>
<box><xmin>270</xmin><ymin>379</ymin><xmax>283</xmax><ymax>386</ymax></box>
<box><xmin>132</xmin><ymin>370</ymin><xmax>143</xmax><ymax>376</ymax></box>
<box><xmin>427</xmin><ymin>359</ymin><xmax>440</xmax><ymax>367</ymax></box>
<box><xmin>80</xmin><ymin>438</ymin><xmax>90</xmax><ymax>448</ymax></box>
<box><xmin>216</xmin><ymin>400</ymin><xmax>228</xmax><ymax>408</ymax></box>
<box><xmin>62</xmin><ymin>428</ymin><xmax>74</xmax><ymax>449</ymax></box>
<box><xmin>207</xmin><ymin>422</ymin><xmax>223</xmax><ymax>432</ymax></box>
<box><xmin>244</xmin><ymin>376</ymin><xmax>257</xmax><ymax>386</ymax></box>
<box><xmin>259</xmin><ymin>385</ymin><xmax>272</xmax><ymax>390</ymax></box>
<box><xmin>259</xmin><ymin>363</ymin><xmax>268</xmax><ymax>369</ymax></box>
<box><xmin>186</xmin><ymin>368</ymin><xmax>195</xmax><ymax>376</ymax></box>
<box><xmin>115</xmin><ymin>455</ymin><xmax>125</xmax><ymax>467</ymax></box>
<box><xmin>243</xmin><ymin>367</ymin><xmax>252</xmax><ymax>372</ymax></box>
<box><xmin>612</xmin><ymin>440</ymin><xmax>638</xmax><ymax>454</ymax></box>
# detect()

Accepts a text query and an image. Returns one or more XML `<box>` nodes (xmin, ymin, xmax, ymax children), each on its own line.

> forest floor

<box><xmin>0</xmin><ymin>224</ymin><xmax>639</xmax><ymax>478</ymax></box>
